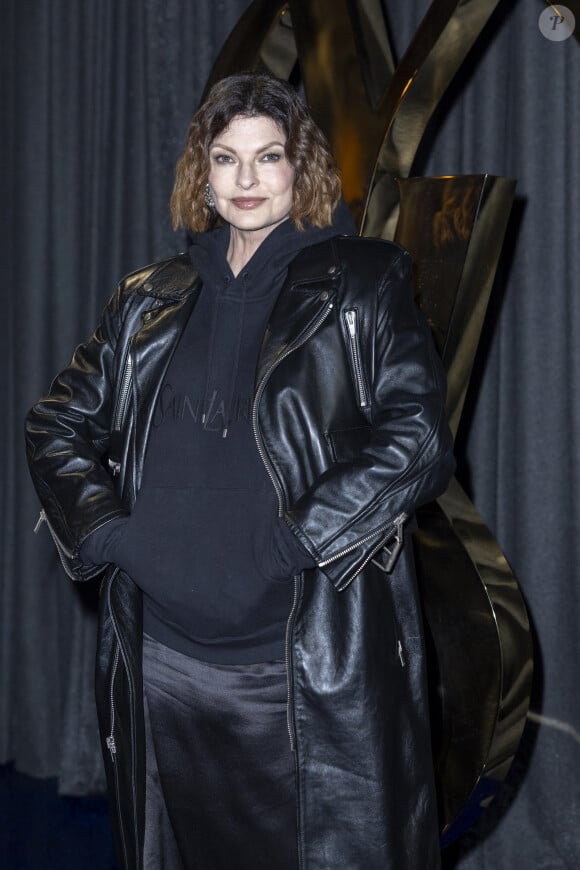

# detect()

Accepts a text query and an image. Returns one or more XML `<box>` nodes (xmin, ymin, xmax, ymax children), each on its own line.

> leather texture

<box><xmin>25</xmin><ymin>236</ymin><xmax>454</xmax><ymax>869</ymax></box>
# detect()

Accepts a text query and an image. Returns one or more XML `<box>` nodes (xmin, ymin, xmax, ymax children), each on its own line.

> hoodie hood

<box><xmin>187</xmin><ymin>197</ymin><xmax>356</xmax><ymax>298</ymax></box>
<box><xmin>186</xmin><ymin>200</ymin><xmax>356</xmax><ymax>436</ymax></box>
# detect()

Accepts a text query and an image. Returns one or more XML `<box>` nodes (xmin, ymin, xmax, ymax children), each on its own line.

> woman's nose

<box><xmin>236</xmin><ymin>161</ymin><xmax>257</xmax><ymax>188</ymax></box>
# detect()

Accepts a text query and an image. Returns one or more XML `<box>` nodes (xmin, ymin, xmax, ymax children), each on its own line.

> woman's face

<box><xmin>207</xmin><ymin>114</ymin><xmax>295</xmax><ymax>239</ymax></box>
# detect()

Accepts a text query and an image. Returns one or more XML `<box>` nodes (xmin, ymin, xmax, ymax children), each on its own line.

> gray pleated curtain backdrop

<box><xmin>2</xmin><ymin>1</ymin><xmax>579</xmax><ymax>868</ymax></box>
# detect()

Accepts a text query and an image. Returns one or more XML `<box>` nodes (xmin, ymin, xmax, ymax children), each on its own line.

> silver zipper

<box><xmin>113</xmin><ymin>348</ymin><xmax>134</xmax><ymax>432</ymax></box>
<box><xmin>344</xmin><ymin>309</ymin><xmax>368</xmax><ymax>408</ymax></box>
<box><xmin>107</xmin><ymin>643</ymin><xmax>120</xmax><ymax>761</ymax></box>
<box><xmin>326</xmin><ymin>512</ymin><xmax>408</xmax><ymax>592</ymax></box>
<box><xmin>252</xmin><ymin>299</ymin><xmax>335</xmax><ymax>752</ymax></box>
<box><xmin>108</xmin><ymin>344</ymin><xmax>134</xmax><ymax>477</ymax></box>
<box><xmin>319</xmin><ymin>511</ymin><xmax>407</xmax><ymax>568</ymax></box>
<box><xmin>284</xmin><ymin>575</ymin><xmax>301</xmax><ymax>751</ymax></box>
<box><xmin>33</xmin><ymin>508</ymin><xmax>77</xmax><ymax>581</ymax></box>
<box><xmin>106</xmin><ymin>577</ymin><xmax>135</xmax><ymax>869</ymax></box>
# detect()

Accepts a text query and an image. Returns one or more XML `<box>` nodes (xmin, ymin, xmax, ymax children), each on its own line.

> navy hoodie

<box><xmin>83</xmin><ymin>205</ymin><xmax>356</xmax><ymax>663</ymax></box>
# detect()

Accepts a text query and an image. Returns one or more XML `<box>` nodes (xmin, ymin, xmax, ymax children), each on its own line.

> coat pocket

<box><xmin>325</xmin><ymin>425</ymin><xmax>372</xmax><ymax>463</ymax></box>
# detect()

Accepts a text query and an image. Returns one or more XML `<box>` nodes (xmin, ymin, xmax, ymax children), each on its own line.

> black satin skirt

<box><xmin>142</xmin><ymin>634</ymin><xmax>298</xmax><ymax>870</ymax></box>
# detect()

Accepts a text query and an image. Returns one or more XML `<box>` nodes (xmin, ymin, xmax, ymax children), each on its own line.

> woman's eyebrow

<box><xmin>209</xmin><ymin>140</ymin><xmax>285</xmax><ymax>153</ymax></box>
<box><xmin>209</xmin><ymin>142</ymin><xmax>236</xmax><ymax>152</ymax></box>
<box><xmin>256</xmin><ymin>141</ymin><xmax>286</xmax><ymax>151</ymax></box>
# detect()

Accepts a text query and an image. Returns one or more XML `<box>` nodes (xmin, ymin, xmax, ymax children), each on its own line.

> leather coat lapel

<box><xmin>256</xmin><ymin>239</ymin><xmax>343</xmax><ymax>388</ymax></box>
<box><xmin>129</xmin><ymin>284</ymin><xmax>202</xmax><ymax>495</ymax></box>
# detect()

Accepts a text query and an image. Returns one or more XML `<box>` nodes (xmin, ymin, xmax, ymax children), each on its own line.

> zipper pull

<box><xmin>107</xmin><ymin>458</ymin><xmax>121</xmax><ymax>477</ymax></box>
<box><xmin>397</xmin><ymin>640</ymin><xmax>406</xmax><ymax>668</ymax></box>
<box><xmin>345</xmin><ymin>309</ymin><xmax>356</xmax><ymax>336</ymax></box>
<box><xmin>384</xmin><ymin>514</ymin><xmax>407</xmax><ymax>572</ymax></box>
<box><xmin>106</xmin><ymin>735</ymin><xmax>117</xmax><ymax>759</ymax></box>
<box><xmin>33</xmin><ymin>509</ymin><xmax>47</xmax><ymax>534</ymax></box>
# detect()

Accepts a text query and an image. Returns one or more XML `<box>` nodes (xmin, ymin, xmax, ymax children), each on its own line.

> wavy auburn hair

<box><xmin>170</xmin><ymin>73</ymin><xmax>342</xmax><ymax>233</ymax></box>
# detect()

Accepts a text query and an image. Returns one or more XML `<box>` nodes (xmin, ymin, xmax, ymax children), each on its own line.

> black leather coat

<box><xmin>25</xmin><ymin>236</ymin><xmax>454</xmax><ymax>870</ymax></box>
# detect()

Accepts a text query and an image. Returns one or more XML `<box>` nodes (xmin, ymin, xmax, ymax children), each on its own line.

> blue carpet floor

<box><xmin>0</xmin><ymin>765</ymin><xmax>116</xmax><ymax>870</ymax></box>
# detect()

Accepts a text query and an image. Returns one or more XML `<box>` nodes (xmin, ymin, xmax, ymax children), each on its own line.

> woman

<box><xmin>25</xmin><ymin>73</ymin><xmax>454</xmax><ymax>870</ymax></box>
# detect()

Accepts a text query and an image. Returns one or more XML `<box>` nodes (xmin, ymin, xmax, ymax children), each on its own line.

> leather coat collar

<box><xmin>136</xmin><ymin>254</ymin><xmax>200</xmax><ymax>301</ymax></box>
<box><xmin>285</xmin><ymin>235</ymin><xmax>344</xmax><ymax>290</ymax></box>
<box><xmin>132</xmin><ymin>234</ymin><xmax>346</xmax><ymax>304</ymax></box>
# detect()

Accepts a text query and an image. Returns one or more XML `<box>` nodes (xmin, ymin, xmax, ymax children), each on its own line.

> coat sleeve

<box><xmin>24</xmin><ymin>282</ymin><xmax>132</xmax><ymax>581</ymax></box>
<box><xmin>284</xmin><ymin>250</ymin><xmax>455</xmax><ymax>590</ymax></box>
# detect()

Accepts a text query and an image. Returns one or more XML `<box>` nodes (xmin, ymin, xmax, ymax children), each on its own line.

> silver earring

<box><xmin>204</xmin><ymin>183</ymin><xmax>215</xmax><ymax>210</ymax></box>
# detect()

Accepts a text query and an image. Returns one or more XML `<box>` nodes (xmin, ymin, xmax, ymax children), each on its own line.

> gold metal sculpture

<box><xmin>205</xmin><ymin>0</ymin><xmax>533</xmax><ymax>844</ymax></box>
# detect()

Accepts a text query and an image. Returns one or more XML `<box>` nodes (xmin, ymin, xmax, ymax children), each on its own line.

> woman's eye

<box><xmin>214</xmin><ymin>154</ymin><xmax>234</xmax><ymax>164</ymax></box>
<box><xmin>262</xmin><ymin>152</ymin><xmax>282</xmax><ymax>162</ymax></box>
